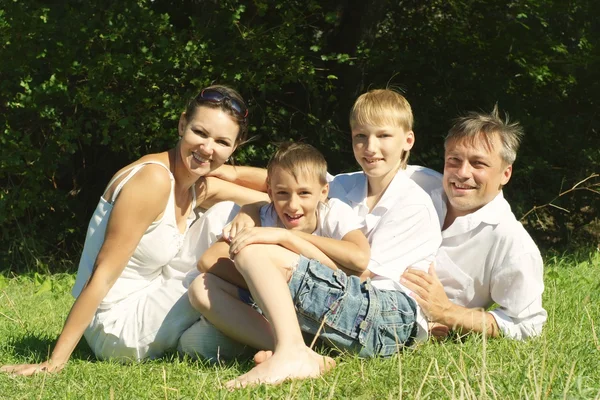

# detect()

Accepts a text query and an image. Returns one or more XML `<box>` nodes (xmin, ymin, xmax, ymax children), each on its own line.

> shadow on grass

<box><xmin>5</xmin><ymin>334</ymin><xmax>96</xmax><ymax>362</ymax></box>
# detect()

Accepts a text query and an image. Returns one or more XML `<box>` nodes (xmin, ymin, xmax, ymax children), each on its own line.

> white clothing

<box><xmin>328</xmin><ymin>170</ymin><xmax>442</xmax><ymax>341</ymax></box>
<box><xmin>72</xmin><ymin>161</ymin><xmax>202</xmax><ymax>360</ymax></box>
<box><xmin>178</xmin><ymin>201</ymin><xmax>248</xmax><ymax>362</ymax></box>
<box><xmin>259</xmin><ymin>198</ymin><xmax>364</xmax><ymax>240</ymax></box>
<box><xmin>431</xmin><ymin>188</ymin><xmax>547</xmax><ymax>340</ymax></box>
<box><xmin>181</xmin><ymin>201</ymin><xmax>242</xmax><ymax>288</ymax></box>
<box><xmin>404</xmin><ymin>164</ymin><xmax>443</xmax><ymax>198</ymax></box>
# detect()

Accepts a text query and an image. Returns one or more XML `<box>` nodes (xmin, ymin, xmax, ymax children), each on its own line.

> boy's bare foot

<box><xmin>253</xmin><ymin>350</ymin><xmax>273</xmax><ymax>364</ymax></box>
<box><xmin>226</xmin><ymin>346</ymin><xmax>335</xmax><ymax>389</ymax></box>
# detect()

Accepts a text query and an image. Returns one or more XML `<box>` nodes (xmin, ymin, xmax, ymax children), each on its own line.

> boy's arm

<box><xmin>208</xmin><ymin>165</ymin><xmax>268</xmax><ymax>192</ymax></box>
<box><xmin>228</xmin><ymin>227</ymin><xmax>337</xmax><ymax>270</ymax></box>
<box><xmin>289</xmin><ymin>229</ymin><xmax>370</xmax><ymax>272</ymax></box>
<box><xmin>198</xmin><ymin>240</ymin><xmax>248</xmax><ymax>289</ymax></box>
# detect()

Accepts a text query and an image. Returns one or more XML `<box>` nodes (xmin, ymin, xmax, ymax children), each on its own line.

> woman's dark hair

<box><xmin>185</xmin><ymin>84</ymin><xmax>249</xmax><ymax>144</ymax></box>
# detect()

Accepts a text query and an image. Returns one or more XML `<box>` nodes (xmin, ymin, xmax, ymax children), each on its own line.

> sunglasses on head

<box><xmin>198</xmin><ymin>89</ymin><xmax>248</xmax><ymax>119</ymax></box>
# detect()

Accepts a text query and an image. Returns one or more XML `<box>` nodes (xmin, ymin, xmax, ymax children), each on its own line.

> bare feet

<box><xmin>253</xmin><ymin>350</ymin><xmax>273</xmax><ymax>365</ymax></box>
<box><xmin>227</xmin><ymin>345</ymin><xmax>335</xmax><ymax>389</ymax></box>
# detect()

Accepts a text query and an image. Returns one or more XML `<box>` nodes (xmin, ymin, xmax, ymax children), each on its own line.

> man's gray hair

<box><xmin>445</xmin><ymin>104</ymin><xmax>524</xmax><ymax>165</ymax></box>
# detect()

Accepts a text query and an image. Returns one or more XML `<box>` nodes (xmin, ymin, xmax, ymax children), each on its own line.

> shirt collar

<box><xmin>470</xmin><ymin>191</ymin><xmax>510</xmax><ymax>225</ymax></box>
<box><xmin>346</xmin><ymin>170</ymin><xmax>413</xmax><ymax>211</ymax></box>
<box><xmin>443</xmin><ymin>191</ymin><xmax>510</xmax><ymax>235</ymax></box>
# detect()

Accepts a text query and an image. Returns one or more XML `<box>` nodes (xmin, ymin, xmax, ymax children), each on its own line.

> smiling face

<box><xmin>351</xmin><ymin>123</ymin><xmax>414</xmax><ymax>189</ymax></box>
<box><xmin>267</xmin><ymin>167</ymin><xmax>328</xmax><ymax>233</ymax></box>
<box><xmin>177</xmin><ymin>106</ymin><xmax>239</xmax><ymax>177</ymax></box>
<box><xmin>443</xmin><ymin>133</ymin><xmax>512</xmax><ymax>221</ymax></box>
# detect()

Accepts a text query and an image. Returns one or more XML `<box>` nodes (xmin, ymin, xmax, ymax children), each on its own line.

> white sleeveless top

<box><xmin>72</xmin><ymin>161</ymin><xmax>197</xmax><ymax>309</ymax></box>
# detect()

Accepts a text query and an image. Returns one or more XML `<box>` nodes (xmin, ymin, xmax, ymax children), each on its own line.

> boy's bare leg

<box><xmin>188</xmin><ymin>273</ymin><xmax>275</xmax><ymax>350</ymax></box>
<box><xmin>227</xmin><ymin>244</ymin><xmax>335</xmax><ymax>388</ymax></box>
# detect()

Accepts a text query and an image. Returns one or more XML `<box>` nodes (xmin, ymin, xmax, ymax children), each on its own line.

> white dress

<box><xmin>71</xmin><ymin>161</ymin><xmax>203</xmax><ymax>361</ymax></box>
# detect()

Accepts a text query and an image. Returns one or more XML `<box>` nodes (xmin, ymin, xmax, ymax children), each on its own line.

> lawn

<box><xmin>1</xmin><ymin>251</ymin><xmax>599</xmax><ymax>399</ymax></box>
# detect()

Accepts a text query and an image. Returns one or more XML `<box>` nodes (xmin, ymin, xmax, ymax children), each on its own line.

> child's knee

<box><xmin>197</xmin><ymin>253</ymin><xmax>210</xmax><ymax>273</ymax></box>
<box><xmin>233</xmin><ymin>244</ymin><xmax>262</xmax><ymax>272</ymax></box>
<box><xmin>188</xmin><ymin>274</ymin><xmax>211</xmax><ymax>312</ymax></box>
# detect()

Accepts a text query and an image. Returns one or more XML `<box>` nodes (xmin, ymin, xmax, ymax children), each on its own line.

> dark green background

<box><xmin>1</xmin><ymin>0</ymin><xmax>598</xmax><ymax>272</ymax></box>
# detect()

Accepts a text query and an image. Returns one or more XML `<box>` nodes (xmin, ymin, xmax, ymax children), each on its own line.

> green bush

<box><xmin>1</xmin><ymin>0</ymin><xmax>598</xmax><ymax>272</ymax></box>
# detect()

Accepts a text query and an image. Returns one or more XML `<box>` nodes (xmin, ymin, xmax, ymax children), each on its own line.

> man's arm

<box><xmin>402</xmin><ymin>250</ymin><xmax>546</xmax><ymax>339</ymax></box>
<box><xmin>402</xmin><ymin>265</ymin><xmax>500</xmax><ymax>337</ymax></box>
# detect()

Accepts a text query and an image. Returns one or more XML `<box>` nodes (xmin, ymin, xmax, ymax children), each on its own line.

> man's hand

<box><xmin>401</xmin><ymin>263</ymin><xmax>453</xmax><ymax>325</ymax></box>
<box><xmin>228</xmin><ymin>227</ymin><xmax>289</xmax><ymax>257</ymax></box>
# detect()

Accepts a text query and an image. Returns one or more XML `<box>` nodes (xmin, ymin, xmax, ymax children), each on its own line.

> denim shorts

<box><xmin>288</xmin><ymin>256</ymin><xmax>418</xmax><ymax>358</ymax></box>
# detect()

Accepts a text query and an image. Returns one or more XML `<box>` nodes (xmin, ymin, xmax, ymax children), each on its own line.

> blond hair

<box><xmin>446</xmin><ymin>104</ymin><xmax>523</xmax><ymax>165</ymax></box>
<box><xmin>349</xmin><ymin>89</ymin><xmax>414</xmax><ymax>168</ymax></box>
<box><xmin>267</xmin><ymin>142</ymin><xmax>328</xmax><ymax>186</ymax></box>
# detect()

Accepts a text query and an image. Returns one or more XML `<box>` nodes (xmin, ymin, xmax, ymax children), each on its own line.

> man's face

<box><xmin>443</xmin><ymin>133</ymin><xmax>512</xmax><ymax>218</ymax></box>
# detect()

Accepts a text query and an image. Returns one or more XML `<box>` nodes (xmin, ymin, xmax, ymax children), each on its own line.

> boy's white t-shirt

<box><xmin>259</xmin><ymin>198</ymin><xmax>364</xmax><ymax>240</ymax></box>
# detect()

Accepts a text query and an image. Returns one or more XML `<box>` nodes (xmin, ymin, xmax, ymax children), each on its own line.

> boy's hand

<box><xmin>223</xmin><ymin>212</ymin><xmax>256</xmax><ymax>242</ymax></box>
<box><xmin>228</xmin><ymin>227</ymin><xmax>289</xmax><ymax>257</ymax></box>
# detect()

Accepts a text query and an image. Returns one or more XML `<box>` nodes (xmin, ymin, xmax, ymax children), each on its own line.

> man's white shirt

<box><xmin>430</xmin><ymin>186</ymin><xmax>547</xmax><ymax>339</ymax></box>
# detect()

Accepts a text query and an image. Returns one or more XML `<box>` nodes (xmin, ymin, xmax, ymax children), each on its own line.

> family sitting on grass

<box><xmin>1</xmin><ymin>85</ymin><xmax>546</xmax><ymax>388</ymax></box>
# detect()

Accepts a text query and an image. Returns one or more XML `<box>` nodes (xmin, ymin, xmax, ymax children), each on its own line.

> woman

<box><xmin>1</xmin><ymin>85</ymin><xmax>268</xmax><ymax>375</ymax></box>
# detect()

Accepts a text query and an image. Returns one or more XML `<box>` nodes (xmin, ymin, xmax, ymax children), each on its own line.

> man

<box><xmin>402</xmin><ymin>106</ymin><xmax>547</xmax><ymax>339</ymax></box>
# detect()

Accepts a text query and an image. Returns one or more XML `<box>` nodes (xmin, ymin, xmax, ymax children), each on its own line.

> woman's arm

<box><xmin>0</xmin><ymin>166</ymin><xmax>170</xmax><ymax>376</ymax></box>
<box><xmin>208</xmin><ymin>165</ymin><xmax>268</xmax><ymax>192</ymax></box>
<box><xmin>197</xmin><ymin>177</ymin><xmax>269</xmax><ymax>210</ymax></box>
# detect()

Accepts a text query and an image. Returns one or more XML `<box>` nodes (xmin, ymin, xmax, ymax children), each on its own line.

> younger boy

<box><xmin>187</xmin><ymin>143</ymin><xmax>371</xmax><ymax>384</ymax></box>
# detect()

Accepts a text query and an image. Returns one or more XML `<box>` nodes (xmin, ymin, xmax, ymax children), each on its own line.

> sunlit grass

<box><xmin>1</xmin><ymin>251</ymin><xmax>599</xmax><ymax>399</ymax></box>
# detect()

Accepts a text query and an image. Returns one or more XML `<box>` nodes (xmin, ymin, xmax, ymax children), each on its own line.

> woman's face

<box><xmin>177</xmin><ymin>106</ymin><xmax>239</xmax><ymax>177</ymax></box>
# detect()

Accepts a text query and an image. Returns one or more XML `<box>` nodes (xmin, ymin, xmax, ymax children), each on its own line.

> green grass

<box><xmin>1</xmin><ymin>251</ymin><xmax>599</xmax><ymax>399</ymax></box>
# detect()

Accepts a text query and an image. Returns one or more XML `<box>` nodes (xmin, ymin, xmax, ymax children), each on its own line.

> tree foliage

<box><xmin>1</xmin><ymin>0</ymin><xmax>598</xmax><ymax>272</ymax></box>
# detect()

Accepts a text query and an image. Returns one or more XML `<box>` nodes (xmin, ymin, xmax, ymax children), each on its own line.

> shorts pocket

<box><xmin>295</xmin><ymin>261</ymin><xmax>346</xmax><ymax>323</ymax></box>
<box><xmin>375</xmin><ymin>322</ymin><xmax>414</xmax><ymax>357</ymax></box>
